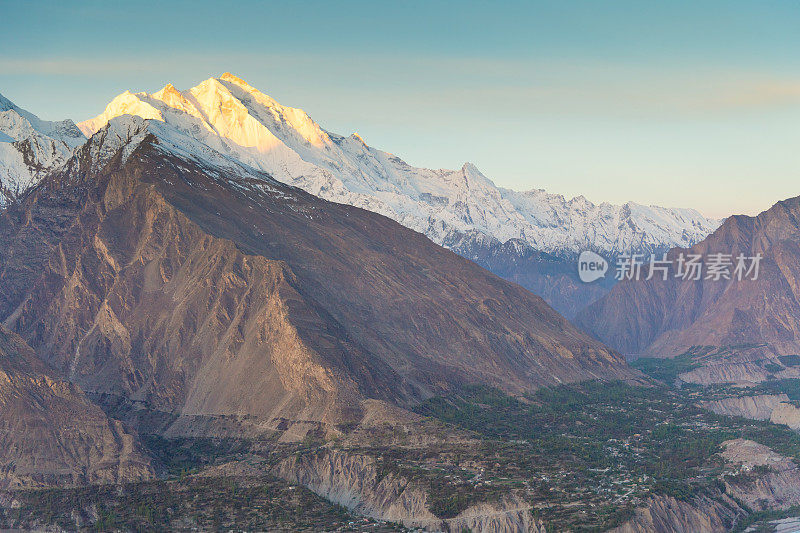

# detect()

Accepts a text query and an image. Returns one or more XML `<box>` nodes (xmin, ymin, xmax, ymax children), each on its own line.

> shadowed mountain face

<box><xmin>0</xmin><ymin>119</ymin><xmax>632</xmax><ymax>430</ymax></box>
<box><xmin>576</xmin><ymin>196</ymin><xmax>800</xmax><ymax>362</ymax></box>
<box><xmin>0</xmin><ymin>326</ymin><xmax>154</xmax><ymax>489</ymax></box>
<box><xmin>444</xmin><ymin>232</ymin><xmax>617</xmax><ymax>318</ymax></box>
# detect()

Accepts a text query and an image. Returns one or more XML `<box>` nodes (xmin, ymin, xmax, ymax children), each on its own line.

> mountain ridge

<box><xmin>0</xmin><ymin>79</ymin><xmax>719</xmax><ymax>316</ymax></box>
<box><xmin>68</xmin><ymin>74</ymin><xmax>720</xmax><ymax>314</ymax></box>
<box><xmin>576</xmin><ymin>195</ymin><xmax>800</xmax><ymax>368</ymax></box>
<box><xmin>0</xmin><ymin>115</ymin><xmax>636</xmax><ymax>439</ymax></box>
<box><xmin>0</xmin><ymin>91</ymin><xmax>85</xmax><ymax>205</ymax></box>
<box><xmin>77</xmin><ymin>74</ymin><xmax>720</xmax><ymax>258</ymax></box>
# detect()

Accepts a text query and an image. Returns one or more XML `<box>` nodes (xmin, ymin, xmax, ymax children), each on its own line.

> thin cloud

<box><xmin>4</xmin><ymin>53</ymin><xmax>800</xmax><ymax>119</ymax></box>
<box><xmin>0</xmin><ymin>57</ymin><xmax>155</xmax><ymax>75</ymax></box>
<box><xmin>695</xmin><ymin>81</ymin><xmax>800</xmax><ymax>112</ymax></box>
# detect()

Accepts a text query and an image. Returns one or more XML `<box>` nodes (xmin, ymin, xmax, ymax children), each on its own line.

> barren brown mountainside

<box><xmin>0</xmin><ymin>326</ymin><xmax>154</xmax><ymax>489</ymax></box>
<box><xmin>576</xmin><ymin>196</ymin><xmax>800</xmax><ymax>363</ymax></box>
<box><xmin>0</xmin><ymin>118</ymin><xmax>631</xmax><ymax>434</ymax></box>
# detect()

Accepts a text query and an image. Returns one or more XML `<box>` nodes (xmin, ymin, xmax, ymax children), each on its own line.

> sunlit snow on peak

<box><xmin>76</xmin><ymin>75</ymin><xmax>721</xmax><ymax>255</ymax></box>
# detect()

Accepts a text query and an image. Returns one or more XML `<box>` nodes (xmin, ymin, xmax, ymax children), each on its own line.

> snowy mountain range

<box><xmin>0</xmin><ymin>93</ymin><xmax>85</xmax><ymax>205</ymax></box>
<box><xmin>0</xmin><ymin>74</ymin><xmax>720</xmax><ymax>313</ymax></box>
<box><xmin>76</xmin><ymin>74</ymin><xmax>720</xmax><ymax>257</ymax></box>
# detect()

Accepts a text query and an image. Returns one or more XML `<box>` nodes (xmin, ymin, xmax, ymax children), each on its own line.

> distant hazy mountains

<box><xmin>67</xmin><ymin>74</ymin><xmax>719</xmax><ymax>314</ymax></box>
<box><xmin>577</xmin><ymin>196</ymin><xmax>800</xmax><ymax>383</ymax></box>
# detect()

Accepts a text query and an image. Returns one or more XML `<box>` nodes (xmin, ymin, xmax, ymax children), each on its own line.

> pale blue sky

<box><xmin>1</xmin><ymin>0</ymin><xmax>799</xmax><ymax>218</ymax></box>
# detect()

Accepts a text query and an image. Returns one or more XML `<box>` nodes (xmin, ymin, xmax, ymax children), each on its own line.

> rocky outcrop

<box><xmin>771</xmin><ymin>402</ymin><xmax>800</xmax><ymax>430</ymax></box>
<box><xmin>679</xmin><ymin>361</ymin><xmax>774</xmax><ymax>386</ymax></box>
<box><xmin>700</xmin><ymin>394</ymin><xmax>790</xmax><ymax>420</ymax></box>
<box><xmin>275</xmin><ymin>449</ymin><xmax>438</xmax><ymax>528</ymax></box>
<box><xmin>698</xmin><ymin>394</ymin><xmax>800</xmax><ymax>432</ymax></box>
<box><xmin>443</xmin><ymin>499</ymin><xmax>547</xmax><ymax>533</ymax></box>
<box><xmin>0</xmin><ymin>327</ymin><xmax>154</xmax><ymax>489</ymax></box>
<box><xmin>721</xmin><ymin>439</ymin><xmax>800</xmax><ymax>511</ymax></box>
<box><xmin>609</xmin><ymin>493</ymin><xmax>745</xmax><ymax>533</ymax></box>
<box><xmin>274</xmin><ymin>448</ymin><xmax>546</xmax><ymax>532</ymax></box>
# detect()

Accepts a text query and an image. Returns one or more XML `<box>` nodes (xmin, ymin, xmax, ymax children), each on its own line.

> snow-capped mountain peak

<box><xmin>78</xmin><ymin>90</ymin><xmax>163</xmax><ymax>136</ymax></box>
<box><xmin>73</xmin><ymin>73</ymin><xmax>719</xmax><ymax>257</ymax></box>
<box><xmin>0</xmin><ymin>92</ymin><xmax>85</xmax><ymax>205</ymax></box>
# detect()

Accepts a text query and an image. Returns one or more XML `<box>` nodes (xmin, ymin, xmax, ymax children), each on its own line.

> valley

<box><xmin>4</xmin><ymin>377</ymin><xmax>800</xmax><ymax>531</ymax></box>
<box><xmin>0</xmin><ymin>71</ymin><xmax>796</xmax><ymax>532</ymax></box>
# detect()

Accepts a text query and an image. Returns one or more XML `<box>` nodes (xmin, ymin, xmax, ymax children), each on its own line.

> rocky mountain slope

<box><xmin>274</xmin><ymin>449</ymin><xmax>548</xmax><ymax>532</ymax></box>
<box><xmin>0</xmin><ymin>93</ymin><xmax>85</xmax><ymax>205</ymax></box>
<box><xmin>75</xmin><ymin>74</ymin><xmax>719</xmax><ymax>314</ymax></box>
<box><xmin>700</xmin><ymin>394</ymin><xmax>791</xmax><ymax>421</ymax></box>
<box><xmin>0</xmin><ymin>326</ymin><xmax>154</xmax><ymax>489</ymax></box>
<box><xmin>0</xmin><ymin>114</ymin><xmax>633</xmax><ymax>437</ymax></box>
<box><xmin>720</xmin><ymin>438</ymin><xmax>800</xmax><ymax>512</ymax></box>
<box><xmin>701</xmin><ymin>394</ymin><xmax>800</xmax><ymax>431</ymax></box>
<box><xmin>577</xmin><ymin>196</ymin><xmax>800</xmax><ymax>370</ymax></box>
<box><xmin>611</xmin><ymin>438</ymin><xmax>800</xmax><ymax>533</ymax></box>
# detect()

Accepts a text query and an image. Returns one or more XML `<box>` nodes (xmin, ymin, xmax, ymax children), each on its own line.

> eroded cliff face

<box><xmin>721</xmin><ymin>439</ymin><xmax>800</xmax><ymax>511</ymax></box>
<box><xmin>770</xmin><ymin>402</ymin><xmax>800</xmax><ymax>430</ymax></box>
<box><xmin>700</xmin><ymin>394</ymin><xmax>790</xmax><ymax>421</ymax></box>
<box><xmin>679</xmin><ymin>360</ymin><xmax>774</xmax><ymax>386</ymax></box>
<box><xmin>699</xmin><ymin>393</ymin><xmax>800</xmax><ymax>434</ymax></box>
<box><xmin>609</xmin><ymin>493</ymin><xmax>745</xmax><ymax>533</ymax></box>
<box><xmin>274</xmin><ymin>448</ymin><xmax>547</xmax><ymax>532</ymax></box>
<box><xmin>0</xmin><ymin>327</ymin><xmax>154</xmax><ymax>489</ymax></box>
<box><xmin>275</xmin><ymin>449</ymin><xmax>438</xmax><ymax>528</ymax></box>
<box><xmin>443</xmin><ymin>500</ymin><xmax>548</xmax><ymax>533</ymax></box>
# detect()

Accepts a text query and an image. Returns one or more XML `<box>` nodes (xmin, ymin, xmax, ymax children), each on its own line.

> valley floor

<box><xmin>4</xmin><ymin>373</ymin><xmax>800</xmax><ymax>532</ymax></box>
